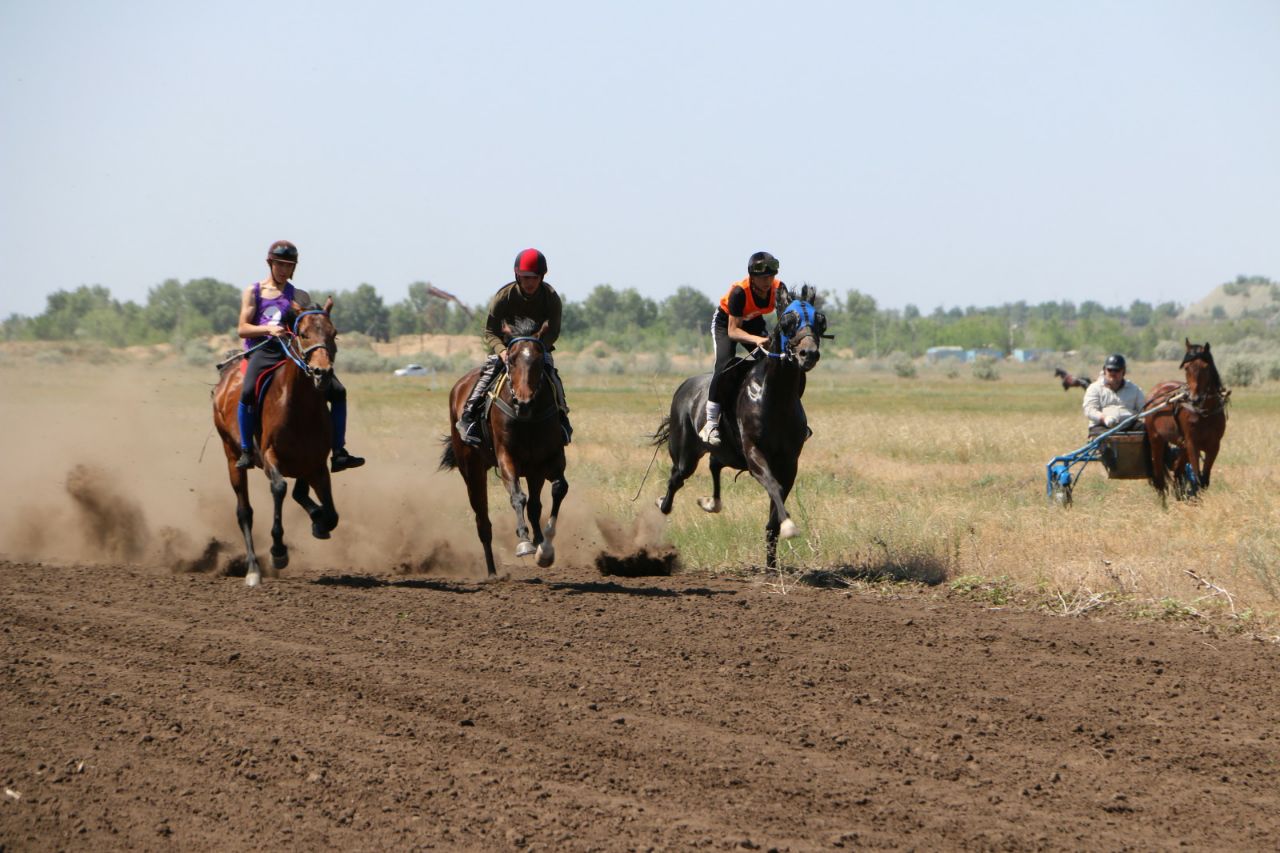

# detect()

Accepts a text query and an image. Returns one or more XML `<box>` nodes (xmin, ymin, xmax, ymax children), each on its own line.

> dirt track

<box><xmin>3</xmin><ymin>560</ymin><xmax>1279</xmax><ymax>851</ymax></box>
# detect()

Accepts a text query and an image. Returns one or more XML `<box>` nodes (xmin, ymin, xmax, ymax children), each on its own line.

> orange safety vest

<box><xmin>718</xmin><ymin>277</ymin><xmax>778</xmax><ymax>321</ymax></box>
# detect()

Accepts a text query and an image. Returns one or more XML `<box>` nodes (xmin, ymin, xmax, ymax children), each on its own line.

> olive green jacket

<box><xmin>482</xmin><ymin>281</ymin><xmax>562</xmax><ymax>356</ymax></box>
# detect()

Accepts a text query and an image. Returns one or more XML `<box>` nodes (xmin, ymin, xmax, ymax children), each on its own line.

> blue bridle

<box><xmin>777</xmin><ymin>299</ymin><xmax>818</xmax><ymax>353</ymax></box>
<box><xmin>279</xmin><ymin>309</ymin><xmax>333</xmax><ymax>374</ymax></box>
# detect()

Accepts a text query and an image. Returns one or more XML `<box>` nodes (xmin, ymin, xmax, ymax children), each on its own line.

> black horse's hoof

<box><xmin>271</xmin><ymin>550</ymin><xmax>290</xmax><ymax>570</ymax></box>
<box><xmin>311</xmin><ymin>523</ymin><xmax>331</xmax><ymax>540</ymax></box>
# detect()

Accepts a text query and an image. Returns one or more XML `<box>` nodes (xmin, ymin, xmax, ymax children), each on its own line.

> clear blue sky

<box><xmin>2</xmin><ymin>0</ymin><xmax>1277</xmax><ymax>318</ymax></box>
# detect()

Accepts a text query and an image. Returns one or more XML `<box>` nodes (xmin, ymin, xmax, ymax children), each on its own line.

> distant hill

<box><xmin>1183</xmin><ymin>276</ymin><xmax>1279</xmax><ymax>320</ymax></box>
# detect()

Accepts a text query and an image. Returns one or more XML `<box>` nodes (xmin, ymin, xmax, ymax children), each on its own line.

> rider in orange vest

<box><xmin>700</xmin><ymin>251</ymin><xmax>783</xmax><ymax>446</ymax></box>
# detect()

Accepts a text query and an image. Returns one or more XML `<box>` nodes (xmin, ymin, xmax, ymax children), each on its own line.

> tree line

<box><xmin>3</xmin><ymin>274</ymin><xmax>1276</xmax><ymax>359</ymax></box>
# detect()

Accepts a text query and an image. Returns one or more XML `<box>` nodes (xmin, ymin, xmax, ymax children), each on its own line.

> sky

<box><xmin>2</xmin><ymin>0</ymin><xmax>1278</xmax><ymax>318</ymax></box>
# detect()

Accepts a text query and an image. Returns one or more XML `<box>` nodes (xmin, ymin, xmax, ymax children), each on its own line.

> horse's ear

<box><xmin>1185</xmin><ymin>337</ymin><xmax>1192</xmax><ymax>349</ymax></box>
<box><xmin>776</xmin><ymin>283</ymin><xmax>793</xmax><ymax>308</ymax></box>
<box><xmin>1203</xmin><ymin>341</ymin><xmax>1211</xmax><ymax>353</ymax></box>
<box><xmin>801</xmin><ymin>284</ymin><xmax>815</xmax><ymax>305</ymax></box>
<box><xmin>536</xmin><ymin>320</ymin><xmax>550</xmax><ymax>339</ymax></box>
<box><xmin>323</xmin><ymin>296</ymin><xmax>333</xmax><ymax>316</ymax></box>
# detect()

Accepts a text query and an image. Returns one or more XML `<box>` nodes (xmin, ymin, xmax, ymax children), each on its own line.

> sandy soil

<box><xmin>3</xmin><ymin>558</ymin><xmax>1279</xmax><ymax>851</ymax></box>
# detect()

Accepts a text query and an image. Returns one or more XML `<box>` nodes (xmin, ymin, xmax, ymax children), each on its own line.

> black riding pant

<box><xmin>708</xmin><ymin>309</ymin><xmax>766</xmax><ymax>403</ymax></box>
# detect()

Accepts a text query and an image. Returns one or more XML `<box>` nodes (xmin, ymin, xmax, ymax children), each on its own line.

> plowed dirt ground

<box><xmin>4</xmin><ymin>559</ymin><xmax>1279</xmax><ymax>851</ymax></box>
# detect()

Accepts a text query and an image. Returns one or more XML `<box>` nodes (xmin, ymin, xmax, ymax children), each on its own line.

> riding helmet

<box><xmin>514</xmin><ymin>248</ymin><xmax>548</xmax><ymax>277</ymax></box>
<box><xmin>1104</xmin><ymin>353</ymin><xmax>1126</xmax><ymax>371</ymax></box>
<box><xmin>267</xmin><ymin>240</ymin><xmax>299</xmax><ymax>264</ymax></box>
<box><xmin>747</xmin><ymin>251</ymin><xmax>780</xmax><ymax>276</ymax></box>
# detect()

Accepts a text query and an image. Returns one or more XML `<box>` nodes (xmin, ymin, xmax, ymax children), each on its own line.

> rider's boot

<box><xmin>328</xmin><ymin>391</ymin><xmax>365</xmax><ymax>472</ymax></box>
<box><xmin>456</xmin><ymin>356</ymin><xmax>503</xmax><ymax>447</ymax></box>
<box><xmin>235</xmin><ymin>402</ymin><xmax>256</xmax><ymax>469</ymax></box>
<box><xmin>698</xmin><ymin>400</ymin><xmax>722</xmax><ymax>447</ymax></box>
<box><xmin>549</xmin><ymin>363</ymin><xmax>572</xmax><ymax>445</ymax></box>
<box><xmin>559</xmin><ymin>412</ymin><xmax>574</xmax><ymax>446</ymax></box>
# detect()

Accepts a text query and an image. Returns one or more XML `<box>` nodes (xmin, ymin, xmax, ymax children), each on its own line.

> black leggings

<box><xmin>707</xmin><ymin>310</ymin><xmax>766</xmax><ymax>403</ymax></box>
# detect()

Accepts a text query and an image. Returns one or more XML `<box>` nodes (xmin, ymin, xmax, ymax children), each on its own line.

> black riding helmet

<box><xmin>1104</xmin><ymin>354</ymin><xmax>1126</xmax><ymax>371</ymax></box>
<box><xmin>267</xmin><ymin>240</ymin><xmax>299</xmax><ymax>264</ymax></box>
<box><xmin>747</xmin><ymin>251</ymin><xmax>779</xmax><ymax>276</ymax></box>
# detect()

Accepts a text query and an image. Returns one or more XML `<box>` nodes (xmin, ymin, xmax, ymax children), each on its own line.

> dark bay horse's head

<box><xmin>774</xmin><ymin>283</ymin><xmax>828</xmax><ymax>372</ymax></box>
<box><xmin>289</xmin><ymin>297</ymin><xmax>338</xmax><ymax>391</ymax></box>
<box><xmin>1180</xmin><ymin>339</ymin><xmax>1222</xmax><ymax>393</ymax></box>
<box><xmin>502</xmin><ymin>317</ymin><xmax>550</xmax><ymax>418</ymax></box>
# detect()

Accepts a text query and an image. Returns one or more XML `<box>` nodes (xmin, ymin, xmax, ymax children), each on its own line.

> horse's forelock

<box><xmin>503</xmin><ymin>316</ymin><xmax>540</xmax><ymax>341</ymax></box>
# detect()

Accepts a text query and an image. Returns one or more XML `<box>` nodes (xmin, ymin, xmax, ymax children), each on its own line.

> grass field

<box><xmin>3</xmin><ymin>347</ymin><xmax>1278</xmax><ymax>633</ymax></box>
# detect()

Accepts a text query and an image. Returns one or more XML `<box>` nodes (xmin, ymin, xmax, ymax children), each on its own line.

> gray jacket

<box><xmin>1083</xmin><ymin>374</ymin><xmax>1145</xmax><ymax>427</ymax></box>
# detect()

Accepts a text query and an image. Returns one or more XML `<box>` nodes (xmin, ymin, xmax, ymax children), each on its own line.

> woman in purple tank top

<box><xmin>233</xmin><ymin>240</ymin><xmax>365</xmax><ymax>473</ymax></box>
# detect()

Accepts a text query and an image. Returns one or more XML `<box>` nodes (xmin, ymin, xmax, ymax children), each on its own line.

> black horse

<box><xmin>654</xmin><ymin>284</ymin><xmax>827</xmax><ymax>569</ymax></box>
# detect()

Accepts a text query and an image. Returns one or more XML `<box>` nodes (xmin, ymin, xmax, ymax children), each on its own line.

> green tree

<box><xmin>335</xmin><ymin>284</ymin><xmax>390</xmax><ymax>341</ymax></box>
<box><xmin>659</xmin><ymin>286</ymin><xmax>716</xmax><ymax>332</ymax></box>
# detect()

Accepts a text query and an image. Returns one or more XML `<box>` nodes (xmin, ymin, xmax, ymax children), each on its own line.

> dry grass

<box><xmin>3</xmin><ymin>350</ymin><xmax>1278</xmax><ymax>634</ymax></box>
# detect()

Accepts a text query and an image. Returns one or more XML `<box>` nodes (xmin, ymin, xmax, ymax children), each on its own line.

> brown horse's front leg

<box><xmin>226</xmin><ymin>459</ymin><xmax>263</xmax><ymax>587</ymax></box>
<box><xmin>495</xmin><ymin>449</ymin><xmax>533</xmax><ymax>558</ymax></box>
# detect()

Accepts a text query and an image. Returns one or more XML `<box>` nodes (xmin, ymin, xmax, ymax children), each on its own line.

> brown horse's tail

<box><xmin>652</xmin><ymin>416</ymin><xmax>671</xmax><ymax>448</ymax></box>
<box><xmin>438</xmin><ymin>435</ymin><xmax>457</xmax><ymax>471</ymax></box>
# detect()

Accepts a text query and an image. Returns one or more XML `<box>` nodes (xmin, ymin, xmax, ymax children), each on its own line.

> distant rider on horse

<box><xmin>454</xmin><ymin>248</ymin><xmax>574</xmax><ymax>447</ymax></box>
<box><xmin>1083</xmin><ymin>353</ymin><xmax>1145</xmax><ymax>438</ymax></box>
<box><xmin>234</xmin><ymin>240</ymin><xmax>365</xmax><ymax>472</ymax></box>
<box><xmin>699</xmin><ymin>251</ymin><xmax>785</xmax><ymax>447</ymax></box>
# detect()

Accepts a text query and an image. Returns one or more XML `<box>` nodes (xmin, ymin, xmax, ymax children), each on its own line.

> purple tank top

<box><xmin>244</xmin><ymin>281</ymin><xmax>295</xmax><ymax>349</ymax></box>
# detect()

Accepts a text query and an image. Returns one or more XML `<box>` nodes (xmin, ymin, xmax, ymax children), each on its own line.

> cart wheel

<box><xmin>1174</xmin><ymin>462</ymin><xmax>1200</xmax><ymax>501</ymax></box>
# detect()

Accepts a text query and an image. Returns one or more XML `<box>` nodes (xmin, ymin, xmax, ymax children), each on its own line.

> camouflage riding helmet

<box><xmin>747</xmin><ymin>251</ymin><xmax>779</xmax><ymax>276</ymax></box>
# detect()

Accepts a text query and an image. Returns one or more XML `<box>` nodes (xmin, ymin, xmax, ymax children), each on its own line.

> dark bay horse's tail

<box><xmin>438</xmin><ymin>435</ymin><xmax>457</xmax><ymax>471</ymax></box>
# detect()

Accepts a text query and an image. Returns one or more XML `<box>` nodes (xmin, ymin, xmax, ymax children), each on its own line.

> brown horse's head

<box><xmin>1180</xmin><ymin>339</ymin><xmax>1221</xmax><ymax>395</ymax></box>
<box><xmin>501</xmin><ymin>317</ymin><xmax>550</xmax><ymax>418</ymax></box>
<box><xmin>289</xmin><ymin>297</ymin><xmax>338</xmax><ymax>390</ymax></box>
<box><xmin>774</xmin><ymin>283</ymin><xmax>827</xmax><ymax>372</ymax></box>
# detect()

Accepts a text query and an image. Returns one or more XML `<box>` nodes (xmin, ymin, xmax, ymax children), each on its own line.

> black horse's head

<box><xmin>289</xmin><ymin>297</ymin><xmax>338</xmax><ymax>391</ymax></box>
<box><xmin>501</xmin><ymin>316</ymin><xmax>549</xmax><ymax>416</ymax></box>
<box><xmin>774</xmin><ymin>283</ymin><xmax>827</xmax><ymax>372</ymax></box>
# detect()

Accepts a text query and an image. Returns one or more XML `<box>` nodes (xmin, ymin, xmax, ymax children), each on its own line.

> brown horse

<box><xmin>212</xmin><ymin>301</ymin><xmax>341</xmax><ymax>586</ymax></box>
<box><xmin>439</xmin><ymin>317</ymin><xmax>569</xmax><ymax>578</ymax></box>
<box><xmin>1144</xmin><ymin>339</ymin><xmax>1229</xmax><ymax>503</ymax></box>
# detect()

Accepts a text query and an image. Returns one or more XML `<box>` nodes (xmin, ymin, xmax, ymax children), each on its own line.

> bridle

<box><xmin>773</xmin><ymin>299</ymin><xmax>828</xmax><ymax>359</ymax></box>
<box><xmin>494</xmin><ymin>334</ymin><xmax>555</xmax><ymax>421</ymax></box>
<box><xmin>280</xmin><ymin>310</ymin><xmax>335</xmax><ymax>377</ymax></box>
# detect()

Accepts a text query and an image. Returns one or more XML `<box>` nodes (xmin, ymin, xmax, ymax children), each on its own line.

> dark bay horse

<box><xmin>654</xmin><ymin>284</ymin><xmax>827</xmax><ymax>569</ymax></box>
<box><xmin>212</xmin><ymin>301</ymin><xmax>340</xmax><ymax>587</ymax></box>
<box><xmin>1144</xmin><ymin>339</ymin><xmax>1229</xmax><ymax>502</ymax></box>
<box><xmin>439</xmin><ymin>317</ymin><xmax>569</xmax><ymax>578</ymax></box>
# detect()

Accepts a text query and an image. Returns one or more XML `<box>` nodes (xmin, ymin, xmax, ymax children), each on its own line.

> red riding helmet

<box><xmin>514</xmin><ymin>248</ymin><xmax>548</xmax><ymax>277</ymax></box>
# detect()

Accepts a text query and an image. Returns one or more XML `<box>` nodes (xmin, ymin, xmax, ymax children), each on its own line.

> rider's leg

<box><xmin>546</xmin><ymin>352</ymin><xmax>572</xmax><ymax>445</ymax></box>
<box><xmin>456</xmin><ymin>355</ymin><xmax>504</xmax><ymax>446</ymax></box>
<box><xmin>236</xmin><ymin>344</ymin><xmax>285</xmax><ymax>469</ymax></box>
<box><xmin>700</xmin><ymin>312</ymin><xmax>735</xmax><ymax>446</ymax></box>
<box><xmin>327</xmin><ymin>375</ymin><xmax>365</xmax><ymax>472</ymax></box>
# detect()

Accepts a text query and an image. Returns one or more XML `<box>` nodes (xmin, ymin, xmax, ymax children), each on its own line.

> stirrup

<box><xmin>561</xmin><ymin>417</ymin><xmax>573</xmax><ymax>446</ymax></box>
<box><xmin>331</xmin><ymin>449</ymin><xmax>365</xmax><ymax>472</ymax></box>
<box><xmin>235</xmin><ymin>448</ymin><xmax>254</xmax><ymax>469</ymax></box>
<box><xmin>698</xmin><ymin>420</ymin><xmax>721</xmax><ymax>447</ymax></box>
<box><xmin>456</xmin><ymin>416</ymin><xmax>482</xmax><ymax>447</ymax></box>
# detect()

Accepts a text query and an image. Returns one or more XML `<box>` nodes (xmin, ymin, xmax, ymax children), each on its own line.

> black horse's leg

<box><xmin>267</xmin><ymin>468</ymin><xmax>289</xmax><ymax>571</ymax></box>
<box><xmin>698</xmin><ymin>458</ymin><xmax>725</xmax><ymax>513</ymax></box>
<box><xmin>745</xmin><ymin>445</ymin><xmax>799</xmax><ymax>540</ymax></box>
<box><xmin>525</xmin><ymin>473</ymin><xmax>545</xmax><ymax>547</ymax></box>
<box><xmin>657</xmin><ymin>415</ymin><xmax>704</xmax><ymax>515</ymax></box>
<box><xmin>765</xmin><ymin>501</ymin><xmax>781</xmax><ymax>570</ymax></box>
